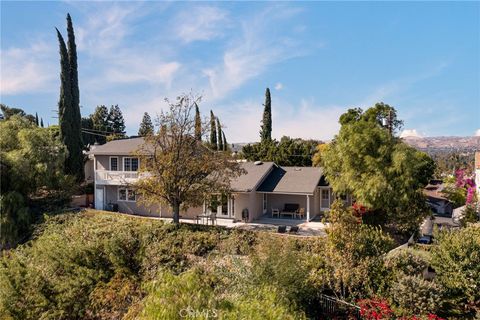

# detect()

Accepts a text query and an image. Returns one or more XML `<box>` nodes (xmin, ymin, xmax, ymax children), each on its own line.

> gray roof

<box><xmin>87</xmin><ymin>137</ymin><xmax>145</xmax><ymax>155</ymax></box>
<box><xmin>231</xmin><ymin>162</ymin><xmax>275</xmax><ymax>192</ymax></box>
<box><xmin>257</xmin><ymin>166</ymin><xmax>323</xmax><ymax>195</ymax></box>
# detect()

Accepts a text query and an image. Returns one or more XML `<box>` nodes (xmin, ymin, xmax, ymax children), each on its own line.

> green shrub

<box><xmin>390</xmin><ymin>273</ymin><xmax>443</xmax><ymax>316</ymax></box>
<box><xmin>384</xmin><ymin>248</ymin><xmax>430</xmax><ymax>276</ymax></box>
<box><xmin>431</xmin><ymin>224</ymin><xmax>480</xmax><ymax>317</ymax></box>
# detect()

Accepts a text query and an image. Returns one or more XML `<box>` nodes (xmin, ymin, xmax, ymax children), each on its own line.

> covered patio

<box><xmin>256</xmin><ymin>165</ymin><xmax>324</xmax><ymax>221</ymax></box>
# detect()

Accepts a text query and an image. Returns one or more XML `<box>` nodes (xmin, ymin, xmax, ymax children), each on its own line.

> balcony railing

<box><xmin>95</xmin><ymin>170</ymin><xmax>147</xmax><ymax>185</ymax></box>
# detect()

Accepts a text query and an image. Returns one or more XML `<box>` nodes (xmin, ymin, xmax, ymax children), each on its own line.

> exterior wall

<box><xmin>233</xmin><ymin>193</ymin><xmax>251</xmax><ymax>221</ymax></box>
<box><xmin>249</xmin><ymin>192</ymin><xmax>263</xmax><ymax>222</ymax></box>
<box><xmin>84</xmin><ymin>158</ymin><xmax>94</xmax><ymax>182</ymax></box>
<box><xmin>95</xmin><ymin>155</ymin><xmax>138</xmax><ymax>171</ymax></box>
<box><xmin>96</xmin><ymin>185</ymin><xmax>160</xmax><ymax>217</ymax></box>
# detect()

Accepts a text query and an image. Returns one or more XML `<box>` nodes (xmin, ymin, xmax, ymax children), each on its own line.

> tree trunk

<box><xmin>172</xmin><ymin>200</ymin><xmax>180</xmax><ymax>224</ymax></box>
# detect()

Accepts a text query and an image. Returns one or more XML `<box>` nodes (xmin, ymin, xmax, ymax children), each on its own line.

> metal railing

<box><xmin>318</xmin><ymin>294</ymin><xmax>362</xmax><ymax>319</ymax></box>
<box><xmin>95</xmin><ymin>170</ymin><xmax>146</xmax><ymax>184</ymax></box>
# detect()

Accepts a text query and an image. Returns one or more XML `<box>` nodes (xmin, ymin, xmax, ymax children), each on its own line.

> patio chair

<box><xmin>277</xmin><ymin>225</ymin><xmax>287</xmax><ymax>233</ymax></box>
<box><xmin>296</xmin><ymin>208</ymin><xmax>305</xmax><ymax>219</ymax></box>
<box><xmin>272</xmin><ymin>208</ymin><xmax>280</xmax><ymax>218</ymax></box>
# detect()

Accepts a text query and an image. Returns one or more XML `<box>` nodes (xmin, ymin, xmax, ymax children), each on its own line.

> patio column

<box><xmin>306</xmin><ymin>195</ymin><xmax>310</xmax><ymax>221</ymax></box>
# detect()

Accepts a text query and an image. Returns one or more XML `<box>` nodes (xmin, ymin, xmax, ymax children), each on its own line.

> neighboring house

<box><xmin>87</xmin><ymin>137</ymin><xmax>348</xmax><ymax>222</ymax></box>
<box><xmin>423</xmin><ymin>180</ymin><xmax>453</xmax><ymax>216</ymax></box>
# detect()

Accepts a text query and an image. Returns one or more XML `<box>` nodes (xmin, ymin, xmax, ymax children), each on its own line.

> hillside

<box><xmin>402</xmin><ymin>136</ymin><xmax>480</xmax><ymax>153</ymax></box>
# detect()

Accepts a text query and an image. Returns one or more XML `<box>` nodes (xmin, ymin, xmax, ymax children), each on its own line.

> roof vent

<box><xmin>294</xmin><ymin>167</ymin><xmax>302</xmax><ymax>171</ymax></box>
<box><xmin>254</xmin><ymin>161</ymin><xmax>263</xmax><ymax>165</ymax></box>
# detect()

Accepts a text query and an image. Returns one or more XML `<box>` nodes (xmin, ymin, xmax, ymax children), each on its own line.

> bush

<box><xmin>390</xmin><ymin>274</ymin><xmax>443</xmax><ymax>316</ymax></box>
<box><xmin>430</xmin><ymin>225</ymin><xmax>480</xmax><ymax>317</ymax></box>
<box><xmin>384</xmin><ymin>248</ymin><xmax>430</xmax><ymax>276</ymax></box>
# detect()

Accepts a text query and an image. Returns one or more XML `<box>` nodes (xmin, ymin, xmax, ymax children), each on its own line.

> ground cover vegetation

<box><xmin>1</xmin><ymin>208</ymin><xmax>478</xmax><ymax>319</ymax></box>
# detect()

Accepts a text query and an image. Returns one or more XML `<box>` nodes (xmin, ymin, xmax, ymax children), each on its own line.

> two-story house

<box><xmin>87</xmin><ymin>137</ymin><xmax>350</xmax><ymax>222</ymax></box>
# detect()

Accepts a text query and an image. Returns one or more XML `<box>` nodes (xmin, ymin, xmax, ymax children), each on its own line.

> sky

<box><xmin>1</xmin><ymin>1</ymin><xmax>479</xmax><ymax>142</ymax></box>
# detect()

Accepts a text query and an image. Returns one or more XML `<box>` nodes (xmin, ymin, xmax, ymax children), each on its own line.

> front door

<box><xmin>95</xmin><ymin>188</ymin><xmax>104</xmax><ymax>210</ymax></box>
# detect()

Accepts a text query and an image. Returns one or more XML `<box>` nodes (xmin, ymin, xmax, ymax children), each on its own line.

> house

<box><xmin>87</xmin><ymin>137</ymin><xmax>348</xmax><ymax>222</ymax></box>
<box><xmin>423</xmin><ymin>180</ymin><xmax>453</xmax><ymax>216</ymax></box>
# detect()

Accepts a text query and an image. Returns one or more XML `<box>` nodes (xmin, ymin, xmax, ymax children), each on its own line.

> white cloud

<box><xmin>0</xmin><ymin>42</ymin><xmax>56</xmax><ymax>95</ymax></box>
<box><xmin>203</xmin><ymin>6</ymin><xmax>308</xmax><ymax>100</ymax></box>
<box><xmin>274</xmin><ymin>82</ymin><xmax>283</xmax><ymax>90</ymax></box>
<box><xmin>400</xmin><ymin>129</ymin><xmax>423</xmax><ymax>138</ymax></box>
<box><xmin>475</xmin><ymin>129</ymin><xmax>480</xmax><ymax>136</ymax></box>
<box><xmin>174</xmin><ymin>6</ymin><xmax>229</xmax><ymax>43</ymax></box>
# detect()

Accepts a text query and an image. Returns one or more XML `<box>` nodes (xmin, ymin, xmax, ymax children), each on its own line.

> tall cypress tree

<box><xmin>138</xmin><ymin>112</ymin><xmax>154</xmax><ymax>136</ymax></box>
<box><xmin>222</xmin><ymin>131</ymin><xmax>227</xmax><ymax>151</ymax></box>
<box><xmin>35</xmin><ymin>112</ymin><xmax>39</xmax><ymax>126</ymax></box>
<box><xmin>194</xmin><ymin>103</ymin><xmax>202</xmax><ymax>141</ymax></box>
<box><xmin>57</xmin><ymin>14</ymin><xmax>83</xmax><ymax>181</ymax></box>
<box><xmin>40</xmin><ymin>118</ymin><xmax>44</xmax><ymax>128</ymax></box>
<box><xmin>217</xmin><ymin>117</ymin><xmax>223</xmax><ymax>151</ymax></box>
<box><xmin>210</xmin><ymin>110</ymin><xmax>217</xmax><ymax>150</ymax></box>
<box><xmin>260</xmin><ymin>87</ymin><xmax>272</xmax><ymax>143</ymax></box>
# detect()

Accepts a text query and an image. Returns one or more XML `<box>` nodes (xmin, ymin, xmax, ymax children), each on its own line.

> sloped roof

<box><xmin>231</xmin><ymin>162</ymin><xmax>275</xmax><ymax>192</ymax></box>
<box><xmin>87</xmin><ymin>137</ymin><xmax>145</xmax><ymax>155</ymax></box>
<box><xmin>257</xmin><ymin>166</ymin><xmax>323</xmax><ymax>195</ymax></box>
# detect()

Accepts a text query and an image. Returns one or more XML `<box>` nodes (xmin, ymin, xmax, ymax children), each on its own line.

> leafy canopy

<box><xmin>320</xmin><ymin>103</ymin><xmax>435</xmax><ymax>233</ymax></box>
<box><xmin>133</xmin><ymin>93</ymin><xmax>243</xmax><ymax>223</ymax></box>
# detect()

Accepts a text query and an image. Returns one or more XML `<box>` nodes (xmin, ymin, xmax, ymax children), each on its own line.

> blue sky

<box><xmin>1</xmin><ymin>1</ymin><xmax>479</xmax><ymax>142</ymax></box>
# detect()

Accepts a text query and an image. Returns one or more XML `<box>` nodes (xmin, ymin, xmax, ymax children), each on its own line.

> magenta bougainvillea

<box><xmin>454</xmin><ymin>169</ymin><xmax>476</xmax><ymax>204</ymax></box>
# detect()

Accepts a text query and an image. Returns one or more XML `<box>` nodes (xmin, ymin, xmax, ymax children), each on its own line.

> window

<box><xmin>110</xmin><ymin>157</ymin><xmax>118</xmax><ymax>171</ymax></box>
<box><xmin>118</xmin><ymin>188</ymin><xmax>136</xmax><ymax>202</ymax></box>
<box><xmin>124</xmin><ymin>157</ymin><xmax>139</xmax><ymax>171</ymax></box>
<box><xmin>322</xmin><ymin>189</ymin><xmax>329</xmax><ymax>200</ymax></box>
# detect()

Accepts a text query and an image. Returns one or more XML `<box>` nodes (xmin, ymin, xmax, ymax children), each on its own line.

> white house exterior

<box><xmin>87</xmin><ymin>137</ymin><xmax>347</xmax><ymax>222</ymax></box>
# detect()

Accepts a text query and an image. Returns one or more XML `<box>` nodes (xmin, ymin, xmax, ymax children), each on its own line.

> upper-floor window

<box><xmin>124</xmin><ymin>157</ymin><xmax>139</xmax><ymax>171</ymax></box>
<box><xmin>110</xmin><ymin>157</ymin><xmax>118</xmax><ymax>171</ymax></box>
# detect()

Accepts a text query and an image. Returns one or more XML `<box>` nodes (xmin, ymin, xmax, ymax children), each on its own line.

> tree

<box><xmin>81</xmin><ymin>116</ymin><xmax>96</xmax><ymax>147</ymax></box>
<box><xmin>222</xmin><ymin>131</ymin><xmax>227</xmax><ymax>151</ymax></box>
<box><xmin>430</xmin><ymin>225</ymin><xmax>480</xmax><ymax>317</ymax></box>
<box><xmin>260</xmin><ymin>88</ymin><xmax>272</xmax><ymax>142</ymax></box>
<box><xmin>0</xmin><ymin>104</ymin><xmax>35</xmax><ymax>123</ymax></box>
<box><xmin>138</xmin><ymin>112</ymin><xmax>154</xmax><ymax>136</ymax></box>
<box><xmin>57</xmin><ymin>14</ymin><xmax>83</xmax><ymax>181</ymax></box>
<box><xmin>241</xmin><ymin>137</ymin><xmax>320</xmax><ymax>167</ymax></box>
<box><xmin>194</xmin><ymin>103</ymin><xmax>202</xmax><ymax>141</ymax></box>
<box><xmin>107</xmin><ymin>105</ymin><xmax>125</xmax><ymax>137</ymax></box>
<box><xmin>0</xmin><ymin>115</ymin><xmax>73</xmax><ymax>248</ymax></box>
<box><xmin>210</xmin><ymin>110</ymin><xmax>217</xmax><ymax>150</ymax></box>
<box><xmin>35</xmin><ymin>113</ymin><xmax>39</xmax><ymax>126</ymax></box>
<box><xmin>217</xmin><ymin>117</ymin><xmax>223</xmax><ymax>151</ymax></box>
<box><xmin>321</xmin><ymin>104</ymin><xmax>435</xmax><ymax>233</ymax></box>
<box><xmin>89</xmin><ymin>105</ymin><xmax>109</xmax><ymax>144</ymax></box>
<box><xmin>133</xmin><ymin>93</ymin><xmax>243</xmax><ymax>224</ymax></box>
<box><xmin>1</xmin><ymin>104</ymin><xmax>26</xmax><ymax>119</ymax></box>
<box><xmin>309</xmin><ymin>201</ymin><xmax>394</xmax><ymax>300</ymax></box>
<box><xmin>40</xmin><ymin>118</ymin><xmax>44</xmax><ymax>128</ymax></box>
